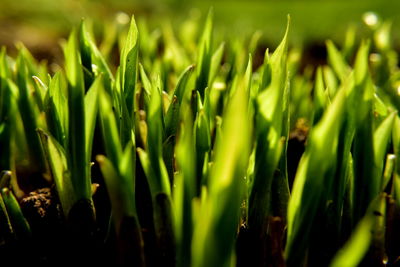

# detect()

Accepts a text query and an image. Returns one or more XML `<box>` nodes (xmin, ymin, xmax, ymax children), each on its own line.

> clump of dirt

<box><xmin>19</xmin><ymin>187</ymin><xmax>64</xmax><ymax>264</ymax></box>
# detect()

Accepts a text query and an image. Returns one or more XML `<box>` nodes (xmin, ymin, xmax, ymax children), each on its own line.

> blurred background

<box><xmin>1</xmin><ymin>0</ymin><xmax>399</xmax><ymax>63</ymax></box>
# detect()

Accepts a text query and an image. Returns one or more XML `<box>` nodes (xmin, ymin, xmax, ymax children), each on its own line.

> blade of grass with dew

<box><xmin>192</xmin><ymin>68</ymin><xmax>251</xmax><ymax>267</ymax></box>
<box><xmin>79</xmin><ymin>20</ymin><xmax>95</xmax><ymax>89</ymax></box>
<box><xmin>79</xmin><ymin>20</ymin><xmax>114</xmax><ymax>84</ymax></box>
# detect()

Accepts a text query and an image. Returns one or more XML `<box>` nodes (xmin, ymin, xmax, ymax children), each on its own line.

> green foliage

<box><xmin>1</xmin><ymin>10</ymin><xmax>400</xmax><ymax>266</ymax></box>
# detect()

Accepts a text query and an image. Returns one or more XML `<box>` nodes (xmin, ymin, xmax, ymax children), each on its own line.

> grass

<box><xmin>0</xmin><ymin>8</ymin><xmax>400</xmax><ymax>267</ymax></box>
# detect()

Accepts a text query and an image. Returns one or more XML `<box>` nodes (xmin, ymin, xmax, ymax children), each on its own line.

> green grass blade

<box><xmin>313</xmin><ymin>66</ymin><xmax>327</xmax><ymax>124</ymax></box>
<box><xmin>326</xmin><ymin>40</ymin><xmax>350</xmax><ymax>82</ymax></box>
<box><xmin>173</xmin><ymin>64</ymin><xmax>195</xmax><ymax>105</ymax></box>
<box><xmin>374</xmin><ymin>111</ymin><xmax>396</xmax><ymax>181</ymax></box>
<box><xmin>249</xmin><ymin>17</ymin><xmax>289</xmax><ymax>237</ymax></box>
<box><xmin>0</xmin><ymin>190</ymin><xmax>14</xmax><ymax>242</ymax></box>
<box><xmin>38</xmin><ymin>129</ymin><xmax>74</xmax><ymax>217</ymax></box>
<box><xmin>0</xmin><ymin>77</ymin><xmax>15</xmax><ymax>170</ymax></box>
<box><xmin>79</xmin><ymin>20</ymin><xmax>114</xmax><ymax>80</ymax></box>
<box><xmin>99</xmin><ymin>89</ymin><xmax>123</xmax><ymax>168</ymax></box>
<box><xmin>84</xmin><ymin>75</ymin><xmax>101</xmax><ymax>165</ymax></box>
<box><xmin>330</xmin><ymin>215</ymin><xmax>373</xmax><ymax>267</ymax></box>
<box><xmin>97</xmin><ymin>146</ymin><xmax>136</xmax><ymax>227</ymax></box>
<box><xmin>97</xmin><ymin>150</ymin><xmax>145</xmax><ymax>266</ymax></box>
<box><xmin>194</xmin><ymin>108</ymin><xmax>211</xmax><ymax>194</ymax></box>
<box><xmin>192</xmin><ymin>68</ymin><xmax>251</xmax><ymax>267</ymax></box>
<box><xmin>120</xmin><ymin>16</ymin><xmax>139</xmax><ymax>117</ymax></box>
<box><xmin>195</xmin><ymin>9</ymin><xmax>213</xmax><ymax>99</ymax></box>
<box><xmin>1</xmin><ymin>188</ymin><xmax>31</xmax><ymax>240</ymax></box>
<box><xmin>64</xmin><ymin>29</ymin><xmax>90</xmax><ymax>201</ymax></box>
<box><xmin>286</xmin><ymin>85</ymin><xmax>347</xmax><ymax>265</ymax></box>
<box><xmin>174</xmin><ymin>102</ymin><xmax>196</xmax><ymax>267</ymax></box>
<box><xmin>208</xmin><ymin>42</ymin><xmax>225</xmax><ymax>86</ymax></box>
<box><xmin>16</xmin><ymin>54</ymin><xmax>46</xmax><ymax>173</ymax></box>
<box><xmin>145</xmin><ymin>81</ymin><xmax>170</xmax><ymax>196</ymax></box>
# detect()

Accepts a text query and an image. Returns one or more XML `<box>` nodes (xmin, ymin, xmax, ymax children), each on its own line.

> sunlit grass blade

<box><xmin>330</xmin><ymin>215</ymin><xmax>373</xmax><ymax>267</ymax></box>
<box><xmin>192</xmin><ymin>68</ymin><xmax>251</xmax><ymax>267</ymax></box>
<box><xmin>195</xmin><ymin>9</ymin><xmax>213</xmax><ymax>99</ymax></box>
<box><xmin>142</xmin><ymin>80</ymin><xmax>170</xmax><ymax>196</ymax></box>
<box><xmin>326</xmin><ymin>40</ymin><xmax>350</xmax><ymax>82</ymax></box>
<box><xmin>286</xmin><ymin>84</ymin><xmax>347</xmax><ymax>265</ymax></box>
<box><xmin>44</xmin><ymin>72</ymin><xmax>66</xmax><ymax>148</ymax></box>
<box><xmin>99</xmin><ymin>88</ymin><xmax>123</xmax><ymax>168</ymax></box>
<box><xmin>38</xmin><ymin>129</ymin><xmax>74</xmax><ymax>217</ymax></box>
<box><xmin>172</xmin><ymin>64</ymin><xmax>195</xmax><ymax>106</ymax></box>
<box><xmin>64</xmin><ymin>29</ymin><xmax>91</xmax><ymax>202</ymax></box>
<box><xmin>79</xmin><ymin>20</ymin><xmax>114</xmax><ymax>83</ymax></box>
<box><xmin>246</xmin><ymin>18</ymin><xmax>289</xmax><ymax>265</ymax></box>
<box><xmin>137</xmin><ymin>76</ymin><xmax>175</xmax><ymax>265</ymax></box>
<box><xmin>120</xmin><ymin>16</ymin><xmax>139</xmax><ymax>118</ymax></box>
<box><xmin>374</xmin><ymin>111</ymin><xmax>396</xmax><ymax>180</ymax></box>
<box><xmin>208</xmin><ymin>42</ymin><xmax>224</xmax><ymax>86</ymax></box>
<box><xmin>84</xmin><ymin>75</ymin><xmax>101</xmax><ymax>168</ymax></box>
<box><xmin>97</xmin><ymin>146</ymin><xmax>145</xmax><ymax>266</ymax></box>
<box><xmin>313</xmin><ymin>66</ymin><xmax>327</xmax><ymax>124</ymax></box>
<box><xmin>174</xmin><ymin>101</ymin><xmax>196</xmax><ymax>267</ymax></box>
<box><xmin>194</xmin><ymin>108</ymin><xmax>211</xmax><ymax>194</ymax></box>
